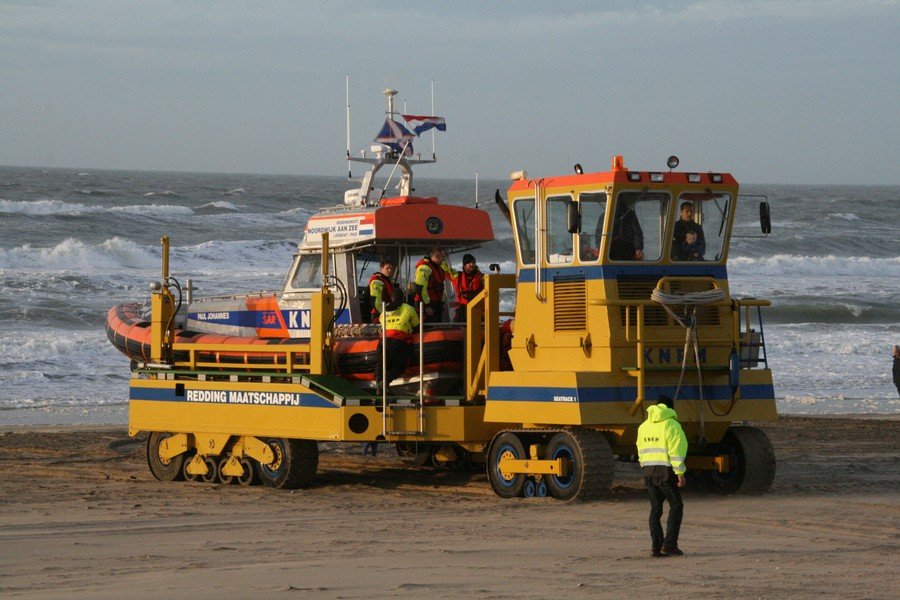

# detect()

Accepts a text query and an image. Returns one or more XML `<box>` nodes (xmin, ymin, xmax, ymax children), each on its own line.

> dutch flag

<box><xmin>402</xmin><ymin>115</ymin><xmax>447</xmax><ymax>136</ymax></box>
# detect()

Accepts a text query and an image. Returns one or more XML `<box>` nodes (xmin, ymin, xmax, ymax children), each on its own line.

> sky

<box><xmin>1</xmin><ymin>1</ymin><xmax>897</xmax><ymax>185</ymax></box>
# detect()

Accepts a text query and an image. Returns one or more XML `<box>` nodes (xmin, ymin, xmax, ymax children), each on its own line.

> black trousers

<box><xmin>374</xmin><ymin>338</ymin><xmax>412</xmax><ymax>386</ymax></box>
<box><xmin>643</xmin><ymin>466</ymin><xmax>684</xmax><ymax>550</ymax></box>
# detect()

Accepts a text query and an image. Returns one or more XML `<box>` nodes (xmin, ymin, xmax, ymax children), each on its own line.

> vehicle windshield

<box><xmin>609</xmin><ymin>191</ymin><xmax>671</xmax><ymax>262</ymax></box>
<box><xmin>670</xmin><ymin>192</ymin><xmax>732</xmax><ymax>262</ymax></box>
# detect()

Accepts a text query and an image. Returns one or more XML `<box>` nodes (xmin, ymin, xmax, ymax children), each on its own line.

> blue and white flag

<box><xmin>374</xmin><ymin>118</ymin><xmax>415</xmax><ymax>144</ymax></box>
<box><xmin>402</xmin><ymin>114</ymin><xmax>447</xmax><ymax>136</ymax></box>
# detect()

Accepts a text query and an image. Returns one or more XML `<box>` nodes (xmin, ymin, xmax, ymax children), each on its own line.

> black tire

<box><xmin>147</xmin><ymin>432</ymin><xmax>186</xmax><ymax>482</ymax></box>
<box><xmin>237</xmin><ymin>457</ymin><xmax>258</xmax><ymax>486</ymax></box>
<box><xmin>200</xmin><ymin>456</ymin><xmax>218</xmax><ymax>484</ymax></box>
<box><xmin>487</xmin><ymin>432</ymin><xmax>527</xmax><ymax>498</ymax></box>
<box><xmin>545</xmin><ymin>429</ymin><xmax>615</xmax><ymax>501</ymax></box>
<box><xmin>218</xmin><ymin>457</ymin><xmax>236</xmax><ymax>485</ymax></box>
<box><xmin>257</xmin><ymin>438</ymin><xmax>319</xmax><ymax>489</ymax></box>
<box><xmin>706</xmin><ymin>426</ymin><xmax>776</xmax><ymax>495</ymax></box>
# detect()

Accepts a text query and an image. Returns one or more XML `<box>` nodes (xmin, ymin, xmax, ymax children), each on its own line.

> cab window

<box><xmin>513</xmin><ymin>197</ymin><xmax>535</xmax><ymax>265</ymax></box>
<box><xmin>609</xmin><ymin>191</ymin><xmax>670</xmax><ymax>261</ymax></box>
<box><xmin>670</xmin><ymin>193</ymin><xmax>732</xmax><ymax>262</ymax></box>
<box><xmin>578</xmin><ymin>192</ymin><xmax>607</xmax><ymax>262</ymax></box>
<box><xmin>546</xmin><ymin>196</ymin><xmax>574</xmax><ymax>264</ymax></box>
<box><xmin>289</xmin><ymin>253</ymin><xmax>323</xmax><ymax>289</ymax></box>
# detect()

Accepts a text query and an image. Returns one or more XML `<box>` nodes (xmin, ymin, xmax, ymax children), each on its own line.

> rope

<box><xmin>650</xmin><ymin>287</ymin><xmax>725</xmax><ymax>443</ymax></box>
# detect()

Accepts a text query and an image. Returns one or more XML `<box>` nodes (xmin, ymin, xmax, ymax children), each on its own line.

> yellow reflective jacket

<box><xmin>636</xmin><ymin>404</ymin><xmax>688</xmax><ymax>475</ymax></box>
<box><xmin>379</xmin><ymin>303</ymin><xmax>420</xmax><ymax>342</ymax></box>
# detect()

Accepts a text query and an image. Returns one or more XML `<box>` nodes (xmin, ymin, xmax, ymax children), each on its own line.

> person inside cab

<box><xmin>374</xmin><ymin>288</ymin><xmax>419</xmax><ymax>394</ymax></box>
<box><xmin>414</xmin><ymin>246</ymin><xmax>453</xmax><ymax>323</ymax></box>
<box><xmin>671</xmin><ymin>201</ymin><xmax>705</xmax><ymax>260</ymax></box>
<box><xmin>451</xmin><ymin>253</ymin><xmax>484</xmax><ymax>323</ymax></box>
<box><xmin>364</xmin><ymin>257</ymin><xmax>396</xmax><ymax>322</ymax></box>
<box><xmin>610</xmin><ymin>200</ymin><xmax>644</xmax><ymax>260</ymax></box>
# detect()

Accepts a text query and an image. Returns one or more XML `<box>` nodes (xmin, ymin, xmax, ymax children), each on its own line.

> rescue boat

<box><xmin>106</xmin><ymin>87</ymin><xmax>493</xmax><ymax>394</ymax></box>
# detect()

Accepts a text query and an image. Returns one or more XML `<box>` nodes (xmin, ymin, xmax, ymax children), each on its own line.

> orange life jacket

<box><xmin>453</xmin><ymin>269</ymin><xmax>484</xmax><ymax>305</ymax></box>
<box><xmin>415</xmin><ymin>257</ymin><xmax>446</xmax><ymax>303</ymax></box>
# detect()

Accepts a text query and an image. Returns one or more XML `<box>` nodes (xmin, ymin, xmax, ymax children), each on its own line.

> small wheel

<box><xmin>218</xmin><ymin>457</ymin><xmax>236</xmax><ymax>485</ymax></box>
<box><xmin>237</xmin><ymin>457</ymin><xmax>258</xmax><ymax>486</ymax></box>
<box><xmin>535</xmin><ymin>480</ymin><xmax>548</xmax><ymax>497</ymax></box>
<box><xmin>147</xmin><ymin>432</ymin><xmax>186</xmax><ymax>482</ymax></box>
<box><xmin>182</xmin><ymin>453</ymin><xmax>199</xmax><ymax>482</ymax></box>
<box><xmin>487</xmin><ymin>432</ymin><xmax>527</xmax><ymax>498</ymax></box>
<box><xmin>523</xmin><ymin>479</ymin><xmax>536</xmax><ymax>497</ymax></box>
<box><xmin>257</xmin><ymin>438</ymin><xmax>319</xmax><ymax>489</ymax></box>
<box><xmin>200</xmin><ymin>456</ymin><xmax>218</xmax><ymax>484</ymax></box>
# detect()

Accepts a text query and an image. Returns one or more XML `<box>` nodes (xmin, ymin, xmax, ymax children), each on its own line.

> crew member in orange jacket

<box><xmin>451</xmin><ymin>253</ymin><xmax>484</xmax><ymax>323</ymax></box>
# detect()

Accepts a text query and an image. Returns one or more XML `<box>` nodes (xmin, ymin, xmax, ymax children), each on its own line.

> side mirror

<box><xmin>759</xmin><ymin>201</ymin><xmax>771</xmax><ymax>235</ymax></box>
<box><xmin>567</xmin><ymin>200</ymin><xmax>581</xmax><ymax>234</ymax></box>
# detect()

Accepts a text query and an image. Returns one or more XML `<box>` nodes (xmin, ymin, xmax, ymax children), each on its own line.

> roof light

<box><xmin>611</xmin><ymin>155</ymin><xmax>625</xmax><ymax>171</ymax></box>
<box><xmin>650</xmin><ymin>173</ymin><xmax>664</xmax><ymax>182</ymax></box>
<box><xmin>574</xmin><ymin>163</ymin><xmax>583</xmax><ymax>175</ymax></box>
<box><xmin>510</xmin><ymin>169</ymin><xmax>527</xmax><ymax>181</ymax></box>
<box><xmin>628</xmin><ymin>172</ymin><xmax>642</xmax><ymax>182</ymax></box>
<box><xmin>667</xmin><ymin>155</ymin><xmax>680</xmax><ymax>169</ymax></box>
<box><xmin>709</xmin><ymin>173</ymin><xmax>723</xmax><ymax>183</ymax></box>
<box><xmin>688</xmin><ymin>173</ymin><xmax>701</xmax><ymax>183</ymax></box>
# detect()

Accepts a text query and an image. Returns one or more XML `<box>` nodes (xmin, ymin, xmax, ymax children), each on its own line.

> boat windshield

<box><xmin>289</xmin><ymin>253</ymin><xmax>323</xmax><ymax>289</ymax></box>
<box><xmin>670</xmin><ymin>192</ymin><xmax>732</xmax><ymax>262</ymax></box>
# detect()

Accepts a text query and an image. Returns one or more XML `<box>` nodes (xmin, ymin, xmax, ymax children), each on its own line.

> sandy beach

<box><xmin>0</xmin><ymin>416</ymin><xmax>897</xmax><ymax>599</ymax></box>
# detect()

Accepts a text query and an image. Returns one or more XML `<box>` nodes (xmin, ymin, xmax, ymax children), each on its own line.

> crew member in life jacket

<box><xmin>374</xmin><ymin>288</ymin><xmax>420</xmax><ymax>394</ymax></box>
<box><xmin>451</xmin><ymin>253</ymin><xmax>484</xmax><ymax>323</ymax></box>
<box><xmin>366</xmin><ymin>257</ymin><xmax>396</xmax><ymax>322</ymax></box>
<box><xmin>414</xmin><ymin>246</ymin><xmax>454</xmax><ymax>323</ymax></box>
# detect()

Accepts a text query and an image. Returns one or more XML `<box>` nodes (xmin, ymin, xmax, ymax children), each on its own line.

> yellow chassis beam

<box><xmin>685</xmin><ymin>455</ymin><xmax>731</xmax><ymax>473</ymax></box>
<box><xmin>499</xmin><ymin>457</ymin><xmax>569</xmax><ymax>477</ymax></box>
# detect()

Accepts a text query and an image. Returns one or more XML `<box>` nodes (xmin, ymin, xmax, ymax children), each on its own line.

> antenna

<box><xmin>345</xmin><ymin>74</ymin><xmax>351</xmax><ymax>178</ymax></box>
<box><xmin>430</xmin><ymin>79</ymin><xmax>436</xmax><ymax>158</ymax></box>
<box><xmin>475</xmin><ymin>171</ymin><xmax>480</xmax><ymax>208</ymax></box>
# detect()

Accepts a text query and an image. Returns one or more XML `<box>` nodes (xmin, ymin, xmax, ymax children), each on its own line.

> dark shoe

<box><xmin>651</xmin><ymin>549</ymin><xmax>667</xmax><ymax>558</ymax></box>
<box><xmin>661</xmin><ymin>546</ymin><xmax>684</xmax><ymax>556</ymax></box>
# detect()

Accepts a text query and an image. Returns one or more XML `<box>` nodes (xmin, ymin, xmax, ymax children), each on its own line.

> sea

<box><xmin>1</xmin><ymin>166</ymin><xmax>898</xmax><ymax>425</ymax></box>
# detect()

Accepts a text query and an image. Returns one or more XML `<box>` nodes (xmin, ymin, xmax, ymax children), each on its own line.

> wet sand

<box><xmin>0</xmin><ymin>416</ymin><xmax>897</xmax><ymax>599</ymax></box>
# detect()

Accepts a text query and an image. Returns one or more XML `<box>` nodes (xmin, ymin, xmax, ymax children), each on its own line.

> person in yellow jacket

<box><xmin>636</xmin><ymin>396</ymin><xmax>688</xmax><ymax>557</ymax></box>
<box><xmin>413</xmin><ymin>247</ymin><xmax>455</xmax><ymax>323</ymax></box>
<box><xmin>375</xmin><ymin>288</ymin><xmax>420</xmax><ymax>394</ymax></box>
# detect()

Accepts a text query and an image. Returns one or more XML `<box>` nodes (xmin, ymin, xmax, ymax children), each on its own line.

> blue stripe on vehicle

<box><xmin>130</xmin><ymin>386</ymin><xmax>339</xmax><ymax>408</ymax></box>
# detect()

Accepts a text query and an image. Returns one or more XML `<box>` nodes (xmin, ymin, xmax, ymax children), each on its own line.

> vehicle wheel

<box><xmin>237</xmin><ymin>457</ymin><xmax>258</xmax><ymax>486</ymax></box>
<box><xmin>147</xmin><ymin>432</ymin><xmax>186</xmax><ymax>482</ymax></box>
<box><xmin>182</xmin><ymin>453</ymin><xmax>198</xmax><ymax>482</ymax></box>
<box><xmin>396</xmin><ymin>442</ymin><xmax>432</xmax><ymax>467</ymax></box>
<box><xmin>487</xmin><ymin>432</ymin><xmax>527</xmax><ymax>498</ymax></box>
<box><xmin>706</xmin><ymin>426</ymin><xmax>776</xmax><ymax>495</ymax></box>
<box><xmin>257</xmin><ymin>438</ymin><xmax>319</xmax><ymax>489</ymax></box>
<box><xmin>544</xmin><ymin>428</ymin><xmax>614</xmax><ymax>501</ymax></box>
<box><xmin>218</xmin><ymin>457</ymin><xmax>236</xmax><ymax>485</ymax></box>
<box><xmin>200</xmin><ymin>456</ymin><xmax>218</xmax><ymax>484</ymax></box>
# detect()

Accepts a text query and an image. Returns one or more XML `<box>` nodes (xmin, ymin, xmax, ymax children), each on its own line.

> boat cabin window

<box><xmin>546</xmin><ymin>195</ymin><xmax>574</xmax><ymax>264</ymax></box>
<box><xmin>513</xmin><ymin>197</ymin><xmax>535</xmax><ymax>265</ymax></box>
<box><xmin>670</xmin><ymin>192</ymin><xmax>732</xmax><ymax>262</ymax></box>
<box><xmin>609</xmin><ymin>191</ymin><xmax>671</xmax><ymax>262</ymax></box>
<box><xmin>578</xmin><ymin>192</ymin><xmax>607</xmax><ymax>262</ymax></box>
<box><xmin>289</xmin><ymin>253</ymin><xmax>324</xmax><ymax>289</ymax></box>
